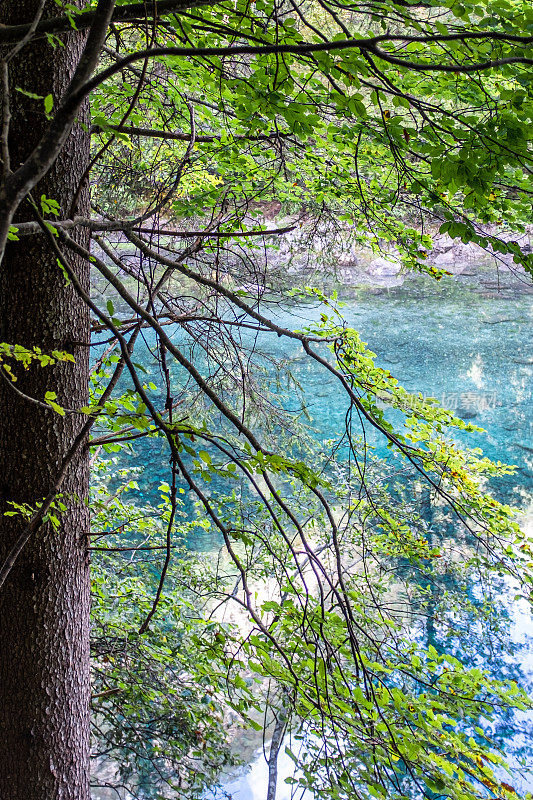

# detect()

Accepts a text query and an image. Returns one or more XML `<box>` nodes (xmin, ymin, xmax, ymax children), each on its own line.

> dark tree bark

<box><xmin>0</xmin><ymin>2</ymin><xmax>92</xmax><ymax>798</ymax></box>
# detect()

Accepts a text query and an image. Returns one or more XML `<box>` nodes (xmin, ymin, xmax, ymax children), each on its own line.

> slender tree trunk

<box><xmin>267</xmin><ymin>695</ymin><xmax>289</xmax><ymax>800</ymax></box>
<box><xmin>0</xmin><ymin>2</ymin><xmax>91</xmax><ymax>798</ymax></box>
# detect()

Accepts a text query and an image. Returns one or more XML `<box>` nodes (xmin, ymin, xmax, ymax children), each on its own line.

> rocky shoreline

<box><xmin>273</xmin><ymin>221</ymin><xmax>533</xmax><ymax>297</ymax></box>
<box><xmin>92</xmin><ymin>215</ymin><xmax>533</xmax><ymax>301</ymax></box>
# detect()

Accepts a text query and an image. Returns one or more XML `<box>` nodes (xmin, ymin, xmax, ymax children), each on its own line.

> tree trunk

<box><xmin>0</xmin><ymin>2</ymin><xmax>91</xmax><ymax>798</ymax></box>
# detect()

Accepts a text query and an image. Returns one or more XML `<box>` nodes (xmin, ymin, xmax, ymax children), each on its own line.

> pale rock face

<box><xmin>432</xmin><ymin>250</ymin><xmax>456</xmax><ymax>268</ymax></box>
<box><xmin>367</xmin><ymin>256</ymin><xmax>402</xmax><ymax>277</ymax></box>
<box><xmin>363</xmin><ymin>255</ymin><xmax>404</xmax><ymax>288</ymax></box>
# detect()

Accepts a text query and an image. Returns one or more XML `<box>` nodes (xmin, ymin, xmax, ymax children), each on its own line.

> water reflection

<box><xmin>204</xmin><ymin>281</ymin><xmax>532</xmax><ymax>799</ymax></box>
<box><xmin>94</xmin><ymin>275</ymin><xmax>532</xmax><ymax>798</ymax></box>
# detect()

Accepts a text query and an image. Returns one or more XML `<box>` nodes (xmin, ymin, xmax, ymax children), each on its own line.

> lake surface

<box><xmin>206</xmin><ymin>277</ymin><xmax>533</xmax><ymax>799</ymax></box>
<box><xmin>121</xmin><ymin>276</ymin><xmax>532</xmax><ymax>506</ymax></box>
<box><xmin>95</xmin><ymin>272</ymin><xmax>533</xmax><ymax>798</ymax></box>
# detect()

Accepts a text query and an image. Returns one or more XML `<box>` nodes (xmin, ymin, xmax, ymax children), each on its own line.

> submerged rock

<box><xmin>455</xmin><ymin>406</ymin><xmax>479</xmax><ymax>420</ymax></box>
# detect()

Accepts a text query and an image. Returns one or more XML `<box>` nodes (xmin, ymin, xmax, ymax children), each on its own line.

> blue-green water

<box><xmin>215</xmin><ymin>281</ymin><xmax>533</xmax><ymax>800</ymax></box>
<box><xmin>114</xmin><ymin>279</ymin><xmax>532</xmax><ymax>507</ymax></box>
<box><xmin>257</xmin><ymin>287</ymin><xmax>532</xmax><ymax>490</ymax></box>
<box><xmin>96</xmin><ymin>275</ymin><xmax>533</xmax><ymax>797</ymax></box>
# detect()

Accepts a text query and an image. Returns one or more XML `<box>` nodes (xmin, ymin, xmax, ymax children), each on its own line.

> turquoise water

<box><xmin>208</xmin><ymin>279</ymin><xmax>533</xmax><ymax>800</ymax></box>
<box><xmin>263</xmin><ymin>286</ymin><xmax>531</xmax><ymax>487</ymax></box>
<box><xmin>119</xmin><ymin>278</ymin><xmax>532</xmax><ymax>506</ymax></box>
<box><xmin>96</xmin><ymin>274</ymin><xmax>533</xmax><ymax>797</ymax></box>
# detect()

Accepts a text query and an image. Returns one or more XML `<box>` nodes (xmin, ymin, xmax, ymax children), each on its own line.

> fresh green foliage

<box><xmin>90</xmin><ymin>464</ymin><xmax>260</xmax><ymax>795</ymax></box>
<box><xmin>81</xmin><ymin>1</ymin><xmax>533</xmax><ymax>790</ymax></box>
<box><xmin>0</xmin><ymin>342</ymin><xmax>74</xmax><ymax>382</ymax></box>
<box><xmin>5</xmin><ymin>0</ymin><xmax>533</xmax><ymax>796</ymax></box>
<box><xmin>88</xmin><ymin>317</ymin><xmax>532</xmax><ymax>798</ymax></box>
<box><xmin>90</xmin><ymin>0</ymin><xmax>533</xmax><ymax>276</ymax></box>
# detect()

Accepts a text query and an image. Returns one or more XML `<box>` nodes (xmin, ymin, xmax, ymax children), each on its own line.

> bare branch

<box><xmin>3</xmin><ymin>0</ymin><xmax>46</xmax><ymax>61</ymax></box>
<box><xmin>0</xmin><ymin>62</ymin><xmax>10</xmax><ymax>177</ymax></box>
<box><xmin>91</xmin><ymin>122</ymin><xmax>293</xmax><ymax>143</ymax></box>
<box><xmin>12</xmin><ymin>217</ymin><xmax>297</xmax><ymax>238</ymax></box>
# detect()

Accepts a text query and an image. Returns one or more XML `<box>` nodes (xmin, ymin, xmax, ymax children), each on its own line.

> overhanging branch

<box><xmin>0</xmin><ymin>0</ymin><xmax>219</xmax><ymax>45</ymax></box>
<box><xmin>11</xmin><ymin>217</ymin><xmax>298</xmax><ymax>238</ymax></box>
<box><xmin>91</xmin><ymin>122</ymin><xmax>293</xmax><ymax>143</ymax></box>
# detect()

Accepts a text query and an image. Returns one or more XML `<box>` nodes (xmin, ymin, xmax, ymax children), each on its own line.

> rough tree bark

<box><xmin>0</xmin><ymin>2</ymin><xmax>92</xmax><ymax>797</ymax></box>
